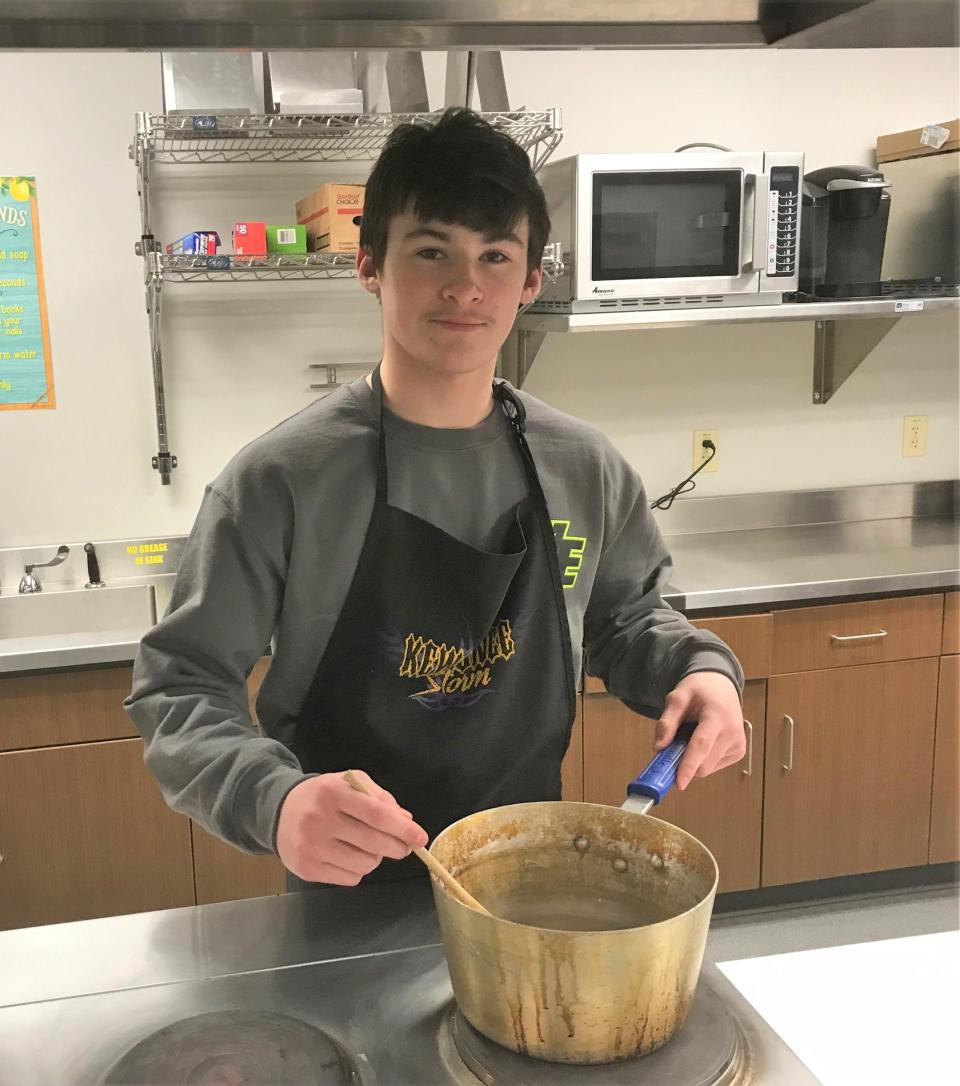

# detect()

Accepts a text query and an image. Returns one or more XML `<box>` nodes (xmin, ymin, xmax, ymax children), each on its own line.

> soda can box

<box><xmin>232</xmin><ymin>221</ymin><xmax>267</xmax><ymax>256</ymax></box>
<box><xmin>165</xmin><ymin>231</ymin><xmax>221</xmax><ymax>256</ymax></box>
<box><xmin>266</xmin><ymin>224</ymin><xmax>308</xmax><ymax>254</ymax></box>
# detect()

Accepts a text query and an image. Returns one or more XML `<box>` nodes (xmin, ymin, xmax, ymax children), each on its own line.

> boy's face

<box><xmin>357</xmin><ymin>209</ymin><xmax>542</xmax><ymax>379</ymax></box>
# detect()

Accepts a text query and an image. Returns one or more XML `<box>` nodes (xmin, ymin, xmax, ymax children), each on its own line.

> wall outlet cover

<box><xmin>694</xmin><ymin>429</ymin><xmax>719</xmax><ymax>473</ymax></box>
<box><xmin>902</xmin><ymin>416</ymin><xmax>928</xmax><ymax>457</ymax></box>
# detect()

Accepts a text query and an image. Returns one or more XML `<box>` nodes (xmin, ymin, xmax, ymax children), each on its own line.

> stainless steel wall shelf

<box><xmin>499</xmin><ymin>295</ymin><xmax>959</xmax><ymax>403</ymax></box>
<box><xmin>131</xmin><ymin>109</ymin><xmax>563</xmax><ymax>484</ymax></box>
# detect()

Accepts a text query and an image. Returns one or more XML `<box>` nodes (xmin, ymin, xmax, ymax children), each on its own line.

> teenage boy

<box><xmin>125</xmin><ymin>109</ymin><xmax>745</xmax><ymax>889</ymax></box>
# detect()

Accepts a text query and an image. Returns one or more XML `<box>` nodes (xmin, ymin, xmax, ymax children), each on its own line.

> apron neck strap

<box><xmin>493</xmin><ymin>380</ymin><xmax>527</xmax><ymax>435</ymax></box>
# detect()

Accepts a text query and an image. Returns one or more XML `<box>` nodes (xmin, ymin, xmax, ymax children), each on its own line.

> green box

<box><xmin>266</xmin><ymin>224</ymin><xmax>308</xmax><ymax>254</ymax></box>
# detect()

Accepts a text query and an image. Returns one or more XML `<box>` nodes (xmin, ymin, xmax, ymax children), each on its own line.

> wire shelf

<box><xmin>159</xmin><ymin>244</ymin><xmax>564</xmax><ymax>285</ymax></box>
<box><xmin>160</xmin><ymin>252</ymin><xmax>359</xmax><ymax>282</ymax></box>
<box><xmin>136</xmin><ymin>110</ymin><xmax>562</xmax><ymax>169</ymax></box>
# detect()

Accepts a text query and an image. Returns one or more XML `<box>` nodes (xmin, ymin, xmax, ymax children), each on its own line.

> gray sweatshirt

<box><xmin>124</xmin><ymin>377</ymin><xmax>744</xmax><ymax>855</ymax></box>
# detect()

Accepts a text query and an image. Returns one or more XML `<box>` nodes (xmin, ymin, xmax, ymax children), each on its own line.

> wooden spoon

<box><xmin>343</xmin><ymin>770</ymin><xmax>491</xmax><ymax>916</ymax></box>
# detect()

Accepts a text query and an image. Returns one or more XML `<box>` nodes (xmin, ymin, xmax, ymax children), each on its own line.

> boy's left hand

<box><xmin>653</xmin><ymin>672</ymin><xmax>747</xmax><ymax>791</ymax></box>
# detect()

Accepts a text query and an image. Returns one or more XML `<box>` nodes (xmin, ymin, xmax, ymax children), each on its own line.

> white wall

<box><xmin>1</xmin><ymin>48</ymin><xmax>957</xmax><ymax>548</ymax></box>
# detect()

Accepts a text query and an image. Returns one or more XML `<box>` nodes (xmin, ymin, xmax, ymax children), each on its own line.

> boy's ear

<box><xmin>357</xmin><ymin>249</ymin><xmax>381</xmax><ymax>297</ymax></box>
<box><xmin>519</xmin><ymin>263</ymin><xmax>543</xmax><ymax>307</ymax></box>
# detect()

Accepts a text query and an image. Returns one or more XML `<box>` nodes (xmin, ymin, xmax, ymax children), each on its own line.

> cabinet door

<box><xmin>763</xmin><ymin>658</ymin><xmax>938</xmax><ymax>886</ymax></box>
<box><xmin>0</xmin><ymin>739</ymin><xmax>195</xmax><ymax>930</ymax></box>
<box><xmin>582</xmin><ymin>681</ymin><xmax>765</xmax><ymax>893</ymax></box>
<box><xmin>193</xmin><ymin>823</ymin><xmax>287</xmax><ymax>905</ymax></box>
<box><xmin>930</xmin><ymin>656</ymin><xmax>959</xmax><ymax>864</ymax></box>
<box><xmin>943</xmin><ymin>594</ymin><xmax>959</xmax><ymax>656</ymax></box>
<box><xmin>193</xmin><ymin>655</ymin><xmax>288</xmax><ymax>903</ymax></box>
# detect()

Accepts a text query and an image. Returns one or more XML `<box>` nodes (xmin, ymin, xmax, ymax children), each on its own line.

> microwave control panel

<box><xmin>766</xmin><ymin>166</ymin><xmax>800</xmax><ymax>277</ymax></box>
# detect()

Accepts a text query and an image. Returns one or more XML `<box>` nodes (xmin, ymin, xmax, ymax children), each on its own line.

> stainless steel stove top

<box><xmin>0</xmin><ymin>881</ymin><xmax>820</xmax><ymax>1085</ymax></box>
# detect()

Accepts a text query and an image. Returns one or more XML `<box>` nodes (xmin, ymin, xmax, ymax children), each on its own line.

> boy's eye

<box><xmin>483</xmin><ymin>251</ymin><xmax>509</xmax><ymax>263</ymax></box>
<box><xmin>416</xmin><ymin>248</ymin><xmax>444</xmax><ymax>259</ymax></box>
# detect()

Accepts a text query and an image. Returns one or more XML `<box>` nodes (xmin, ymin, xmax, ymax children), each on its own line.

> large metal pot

<box><xmin>429</xmin><ymin>800</ymin><xmax>718</xmax><ymax>1065</ymax></box>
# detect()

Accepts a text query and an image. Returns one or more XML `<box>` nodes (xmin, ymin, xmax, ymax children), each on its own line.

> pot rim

<box><xmin>430</xmin><ymin>799</ymin><xmax>719</xmax><ymax>934</ymax></box>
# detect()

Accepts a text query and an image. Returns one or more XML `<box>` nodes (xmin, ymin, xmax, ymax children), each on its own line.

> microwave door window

<box><xmin>592</xmin><ymin>170</ymin><xmax>742</xmax><ymax>281</ymax></box>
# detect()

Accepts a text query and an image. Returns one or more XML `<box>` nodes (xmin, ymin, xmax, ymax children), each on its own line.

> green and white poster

<box><xmin>0</xmin><ymin>176</ymin><xmax>55</xmax><ymax>410</ymax></box>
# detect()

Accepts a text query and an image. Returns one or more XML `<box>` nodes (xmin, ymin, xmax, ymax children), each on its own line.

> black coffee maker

<box><xmin>798</xmin><ymin>165</ymin><xmax>891</xmax><ymax>297</ymax></box>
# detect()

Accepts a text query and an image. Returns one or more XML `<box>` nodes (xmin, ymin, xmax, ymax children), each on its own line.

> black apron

<box><xmin>291</xmin><ymin>367</ymin><xmax>576</xmax><ymax>882</ymax></box>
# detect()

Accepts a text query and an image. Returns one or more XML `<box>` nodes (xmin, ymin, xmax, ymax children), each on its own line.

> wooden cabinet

<box><xmin>1</xmin><ymin>593</ymin><xmax>953</xmax><ymax>927</ymax></box>
<box><xmin>690</xmin><ymin>614</ymin><xmax>772</xmax><ymax>679</ymax></box>
<box><xmin>582</xmin><ymin>682</ymin><xmax>766</xmax><ymax>894</ymax></box>
<box><xmin>192</xmin><ymin>655</ymin><xmax>288</xmax><ymax>904</ymax></box>
<box><xmin>930</xmin><ymin>654</ymin><xmax>959</xmax><ymax>864</ymax></box>
<box><xmin>771</xmin><ymin>594</ymin><xmax>943</xmax><ymax>674</ymax></box>
<box><xmin>193</xmin><ymin>824</ymin><xmax>287</xmax><ymax>905</ymax></box>
<box><xmin>943</xmin><ymin>593</ymin><xmax>959</xmax><ymax>656</ymax></box>
<box><xmin>561</xmin><ymin>693</ymin><xmax>584</xmax><ymax>802</ymax></box>
<box><xmin>0</xmin><ymin>738</ymin><xmax>195</xmax><ymax>930</ymax></box>
<box><xmin>0</xmin><ymin>665</ymin><xmax>138</xmax><ymax>752</ymax></box>
<box><xmin>762</xmin><ymin>658</ymin><xmax>939</xmax><ymax>886</ymax></box>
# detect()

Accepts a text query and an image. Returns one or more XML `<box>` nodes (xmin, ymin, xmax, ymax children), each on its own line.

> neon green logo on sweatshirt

<box><xmin>551</xmin><ymin>520</ymin><xmax>586</xmax><ymax>589</ymax></box>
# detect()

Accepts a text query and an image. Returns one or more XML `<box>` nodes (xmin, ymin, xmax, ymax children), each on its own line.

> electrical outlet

<box><xmin>902</xmin><ymin>415</ymin><xmax>928</xmax><ymax>457</ymax></box>
<box><xmin>693</xmin><ymin>430</ymin><xmax>719</xmax><ymax>473</ymax></box>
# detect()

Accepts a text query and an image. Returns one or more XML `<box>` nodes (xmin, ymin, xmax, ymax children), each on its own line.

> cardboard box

<box><xmin>165</xmin><ymin>231</ymin><xmax>220</xmax><ymax>256</ymax></box>
<box><xmin>876</xmin><ymin>119</ymin><xmax>959</xmax><ymax>164</ymax></box>
<box><xmin>232</xmin><ymin>221</ymin><xmax>267</xmax><ymax>256</ymax></box>
<box><xmin>296</xmin><ymin>183</ymin><xmax>365</xmax><ymax>253</ymax></box>
<box><xmin>266</xmin><ymin>224</ymin><xmax>308</xmax><ymax>254</ymax></box>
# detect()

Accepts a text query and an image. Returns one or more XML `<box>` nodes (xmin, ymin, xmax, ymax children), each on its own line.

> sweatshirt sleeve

<box><xmin>123</xmin><ymin>485</ymin><xmax>310</xmax><ymax>855</ymax></box>
<box><xmin>582</xmin><ymin>450</ymin><xmax>744</xmax><ymax>719</ymax></box>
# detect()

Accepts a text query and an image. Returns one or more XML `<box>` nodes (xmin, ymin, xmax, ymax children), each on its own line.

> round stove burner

<box><xmin>102</xmin><ymin>1010</ymin><xmax>359</xmax><ymax>1085</ymax></box>
<box><xmin>446</xmin><ymin>980</ymin><xmax>747</xmax><ymax>1085</ymax></box>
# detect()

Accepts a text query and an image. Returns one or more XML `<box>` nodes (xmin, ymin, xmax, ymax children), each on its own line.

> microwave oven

<box><xmin>533</xmin><ymin>151</ymin><xmax>804</xmax><ymax>314</ymax></box>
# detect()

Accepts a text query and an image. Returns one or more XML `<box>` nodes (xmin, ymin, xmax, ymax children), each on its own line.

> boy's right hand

<box><xmin>275</xmin><ymin>770</ymin><xmax>429</xmax><ymax>885</ymax></box>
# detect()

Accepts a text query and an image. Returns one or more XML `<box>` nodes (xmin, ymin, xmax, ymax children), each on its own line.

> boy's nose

<box><xmin>442</xmin><ymin>269</ymin><xmax>483</xmax><ymax>305</ymax></box>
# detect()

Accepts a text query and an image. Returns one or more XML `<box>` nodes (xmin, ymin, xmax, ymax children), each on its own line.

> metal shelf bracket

<box><xmin>812</xmin><ymin>316</ymin><xmax>901</xmax><ymax>404</ymax></box>
<box><xmin>498</xmin><ymin>328</ymin><xmax>547</xmax><ymax>389</ymax></box>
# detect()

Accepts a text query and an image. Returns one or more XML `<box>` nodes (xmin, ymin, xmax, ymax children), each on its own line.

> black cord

<box><xmin>650</xmin><ymin>440</ymin><xmax>716</xmax><ymax>511</ymax></box>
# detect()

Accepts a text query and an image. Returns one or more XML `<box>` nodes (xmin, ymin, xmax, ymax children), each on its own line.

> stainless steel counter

<box><xmin>1</xmin><ymin>877</ymin><xmax>954</xmax><ymax>1085</ymax></box>
<box><xmin>664</xmin><ymin>513</ymin><xmax>958</xmax><ymax>611</ymax></box>
<box><xmin>1</xmin><ymin>481</ymin><xmax>956</xmax><ymax>674</ymax></box>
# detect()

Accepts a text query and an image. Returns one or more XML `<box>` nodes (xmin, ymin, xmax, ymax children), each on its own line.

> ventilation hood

<box><xmin>1</xmin><ymin>0</ymin><xmax>957</xmax><ymax>50</ymax></box>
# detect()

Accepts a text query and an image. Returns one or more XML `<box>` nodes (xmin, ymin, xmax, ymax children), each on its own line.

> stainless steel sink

<box><xmin>0</xmin><ymin>585</ymin><xmax>156</xmax><ymax>640</ymax></box>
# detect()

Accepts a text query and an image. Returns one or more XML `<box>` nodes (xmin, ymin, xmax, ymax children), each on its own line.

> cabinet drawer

<box><xmin>583</xmin><ymin>613</ymin><xmax>770</xmax><ymax>694</ymax></box>
<box><xmin>0</xmin><ymin>666</ymin><xmax>138</xmax><ymax>751</ymax></box>
<box><xmin>691</xmin><ymin>614</ymin><xmax>771</xmax><ymax>679</ymax></box>
<box><xmin>772</xmin><ymin>594</ymin><xmax>943</xmax><ymax>674</ymax></box>
<box><xmin>943</xmin><ymin>592</ymin><xmax>959</xmax><ymax>656</ymax></box>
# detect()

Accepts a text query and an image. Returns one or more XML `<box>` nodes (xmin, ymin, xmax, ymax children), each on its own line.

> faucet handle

<box><xmin>20</xmin><ymin>544</ymin><xmax>70</xmax><ymax>594</ymax></box>
<box><xmin>84</xmin><ymin>543</ymin><xmax>105</xmax><ymax>588</ymax></box>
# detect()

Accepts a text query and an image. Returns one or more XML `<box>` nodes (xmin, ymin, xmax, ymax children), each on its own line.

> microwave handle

<box><xmin>742</xmin><ymin>171</ymin><xmax>766</xmax><ymax>274</ymax></box>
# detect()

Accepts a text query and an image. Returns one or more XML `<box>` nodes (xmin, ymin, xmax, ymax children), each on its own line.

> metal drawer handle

<box><xmin>742</xmin><ymin>719</ymin><xmax>753</xmax><ymax>776</ymax></box>
<box><xmin>830</xmin><ymin>629</ymin><xmax>888</xmax><ymax>643</ymax></box>
<box><xmin>781</xmin><ymin>715</ymin><xmax>795</xmax><ymax>771</ymax></box>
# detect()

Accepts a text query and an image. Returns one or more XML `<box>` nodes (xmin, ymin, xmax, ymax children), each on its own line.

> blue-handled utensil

<box><xmin>621</xmin><ymin>721</ymin><xmax>697</xmax><ymax>815</ymax></box>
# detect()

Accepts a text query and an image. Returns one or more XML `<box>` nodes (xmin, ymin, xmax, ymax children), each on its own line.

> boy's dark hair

<box><xmin>359</xmin><ymin>107</ymin><xmax>550</xmax><ymax>277</ymax></box>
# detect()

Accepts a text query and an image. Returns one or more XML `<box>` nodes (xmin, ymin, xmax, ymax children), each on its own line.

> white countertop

<box><xmin>718</xmin><ymin>929</ymin><xmax>960</xmax><ymax>1085</ymax></box>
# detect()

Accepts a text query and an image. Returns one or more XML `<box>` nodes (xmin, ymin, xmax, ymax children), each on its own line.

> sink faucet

<box><xmin>19</xmin><ymin>544</ymin><xmax>70</xmax><ymax>594</ymax></box>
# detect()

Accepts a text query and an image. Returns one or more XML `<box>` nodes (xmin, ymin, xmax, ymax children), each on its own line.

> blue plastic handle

<box><xmin>626</xmin><ymin>722</ymin><xmax>697</xmax><ymax>806</ymax></box>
